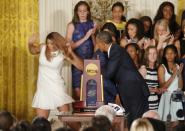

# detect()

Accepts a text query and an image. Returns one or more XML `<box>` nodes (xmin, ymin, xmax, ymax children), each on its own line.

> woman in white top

<box><xmin>28</xmin><ymin>32</ymin><xmax>83</xmax><ymax>118</ymax></box>
<box><xmin>158</xmin><ymin>45</ymin><xmax>183</xmax><ymax>121</ymax></box>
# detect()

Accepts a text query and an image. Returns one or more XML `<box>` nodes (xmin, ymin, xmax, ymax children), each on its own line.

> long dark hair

<box><xmin>102</xmin><ymin>22</ymin><xmax>118</xmax><ymax>42</ymax></box>
<box><xmin>140</xmin><ymin>16</ymin><xmax>153</xmax><ymax>38</ymax></box>
<box><xmin>72</xmin><ymin>1</ymin><xmax>92</xmax><ymax>25</ymax></box>
<box><xmin>153</xmin><ymin>1</ymin><xmax>178</xmax><ymax>34</ymax></box>
<box><xmin>112</xmin><ymin>1</ymin><xmax>124</xmax><ymax>11</ymax></box>
<box><xmin>125</xmin><ymin>18</ymin><xmax>144</xmax><ymax>40</ymax></box>
<box><xmin>181</xmin><ymin>10</ymin><xmax>185</xmax><ymax>25</ymax></box>
<box><xmin>180</xmin><ymin>10</ymin><xmax>185</xmax><ymax>38</ymax></box>
<box><xmin>45</xmin><ymin>32</ymin><xmax>67</xmax><ymax>61</ymax></box>
<box><xmin>161</xmin><ymin>45</ymin><xmax>179</xmax><ymax>75</ymax></box>
<box><xmin>125</xmin><ymin>43</ymin><xmax>140</xmax><ymax>66</ymax></box>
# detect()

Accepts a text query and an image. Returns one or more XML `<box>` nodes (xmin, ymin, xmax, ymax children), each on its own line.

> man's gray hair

<box><xmin>96</xmin><ymin>31</ymin><xmax>113</xmax><ymax>44</ymax></box>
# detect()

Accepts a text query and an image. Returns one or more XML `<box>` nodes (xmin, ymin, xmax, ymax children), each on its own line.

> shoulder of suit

<box><xmin>110</xmin><ymin>44</ymin><xmax>124</xmax><ymax>56</ymax></box>
<box><xmin>111</xmin><ymin>44</ymin><xmax>123</xmax><ymax>51</ymax></box>
<box><xmin>112</xmin><ymin>44</ymin><xmax>120</xmax><ymax>48</ymax></box>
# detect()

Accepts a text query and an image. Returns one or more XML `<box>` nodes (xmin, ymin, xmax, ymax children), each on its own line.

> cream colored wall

<box><xmin>39</xmin><ymin>0</ymin><xmax>73</xmax><ymax>41</ymax></box>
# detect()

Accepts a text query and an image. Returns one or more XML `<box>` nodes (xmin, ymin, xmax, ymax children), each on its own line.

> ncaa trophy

<box><xmin>72</xmin><ymin>59</ymin><xmax>104</xmax><ymax>113</ymax></box>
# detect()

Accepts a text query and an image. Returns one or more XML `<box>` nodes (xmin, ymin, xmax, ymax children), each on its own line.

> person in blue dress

<box><xmin>66</xmin><ymin>1</ymin><xmax>96</xmax><ymax>100</ymax></box>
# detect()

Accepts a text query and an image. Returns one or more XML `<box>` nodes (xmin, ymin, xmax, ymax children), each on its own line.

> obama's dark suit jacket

<box><xmin>105</xmin><ymin>44</ymin><xmax>150</xmax><ymax>126</ymax></box>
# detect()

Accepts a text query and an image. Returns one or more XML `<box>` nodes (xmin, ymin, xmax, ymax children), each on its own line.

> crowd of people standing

<box><xmin>3</xmin><ymin>1</ymin><xmax>185</xmax><ymax>131</ymax></box>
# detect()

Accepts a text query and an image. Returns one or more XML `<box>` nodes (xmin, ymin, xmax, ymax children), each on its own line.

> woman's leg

<box><xmin>35</xmin><ymin>108</ymin><xmax>50</xmax><ymax>119</ymax></box>
<box><xmin>72</xmin><ymin>66</ymin><xmax>81</xmax><ymax>101</ymax></box>
<box><xmin>73</xmin><ymin>87</ymin><xmax>80</xmax><ymax>100</ymax></box>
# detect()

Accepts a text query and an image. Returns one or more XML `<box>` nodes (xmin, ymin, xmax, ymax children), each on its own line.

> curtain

<box><xmin>177</xmin><ymin>0</ymin><xmax>185</xmax><ymax>24</ymax></box>
<box><xmin>0</xmin><ymin>0</ymin><xmax>39</xmax><ymax>120</ymax></box>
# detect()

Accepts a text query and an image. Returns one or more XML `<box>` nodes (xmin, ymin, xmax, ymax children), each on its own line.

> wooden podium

<box><xmin>72</xmin><ymin>59</ymin><xmax>104</xmax><ymax>113</ymax></box>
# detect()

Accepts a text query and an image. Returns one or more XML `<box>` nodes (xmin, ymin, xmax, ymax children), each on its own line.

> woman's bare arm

<box><xmin>178</xmin><ymin>64</ymin><xmax>184</xmax><ymax>89</ymax></box>
<box><xmin>28</xmin><ymin>33</ymin><xmax>42</xmax><ymax>55</ymax></box>
<box><xmin>65</xmin><ymin>44</ymin><xmax>84</xmax><ymax>71</ymax></box>
<box><xmin>174</xmin><ymin>40</ymin><xmax>181</xmax><ymax>58</ymax></box>
<box><xmin>158</xmin><ymin>65</ymin><xmax>177</xmax><ymax>90</ymax></box>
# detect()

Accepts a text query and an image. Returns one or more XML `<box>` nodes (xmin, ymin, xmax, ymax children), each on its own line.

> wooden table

<box><xmin>58</xmin><ymin>113</ymin><xmax>128</xmax><ymax>131</ymax></box>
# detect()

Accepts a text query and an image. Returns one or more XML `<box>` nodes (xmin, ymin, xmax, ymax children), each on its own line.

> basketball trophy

<box><xmin>72</xmin><ymin>59</ymin><xmax>104</xmax><ymax>113</ymax></box>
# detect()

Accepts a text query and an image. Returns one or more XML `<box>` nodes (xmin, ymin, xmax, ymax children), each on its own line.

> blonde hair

<box><xmin>130</xmin><ymin>118</ymin><xmax>154</xmax><ymax>131</ymax></box>
<box><xmin>154</xmin><ymin>19</ymin><xmax>170</xmax><ymax>42</ymax></box>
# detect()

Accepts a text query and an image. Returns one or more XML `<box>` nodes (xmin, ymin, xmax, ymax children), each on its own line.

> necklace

<box><xmin>51</xmin><ymin>50</ymin><xmax>60</xmax><ymax>57</ymax></box>
<box><xmin>169</xmin><ymin>64</ymin><xmax>175</xmax><ymax>73</ymax></box>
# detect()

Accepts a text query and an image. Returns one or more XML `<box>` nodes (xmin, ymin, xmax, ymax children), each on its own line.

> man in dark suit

<box><xmin>96</xmin><ymin>31</ymin><xmax>149</xmax><ymax>127</ymax></box>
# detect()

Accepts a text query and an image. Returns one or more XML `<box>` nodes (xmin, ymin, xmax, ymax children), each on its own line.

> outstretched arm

<box><xmin>28</xmin><ymin>33</ymin><xmax>42</xmax><ymax>55</ymax></box>
<box><xmin>65</xmin><ymin>44</ymin><xmax>84</xmax><ymax>71</ymax></box>
<box><xmin>52</xmin><ymin>33</ymin><xmax>84</xmax><ymax>70</ymax></box>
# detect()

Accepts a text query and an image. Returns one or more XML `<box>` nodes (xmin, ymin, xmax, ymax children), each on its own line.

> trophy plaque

<box><xmin>73</xmin><ymin>59</ymin><xmax>104</xmax><ymax>113</ymax></box>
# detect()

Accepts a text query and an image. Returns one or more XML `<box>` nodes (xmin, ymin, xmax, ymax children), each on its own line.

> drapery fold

<box><xmin>0</xmin><ymin>0</ymin><xmax>39</xmax><ymax>120</ymax></box>
<box><xmin>177</xmin><ymin>0</ymin><xmax>185</xmax><ymax>23</ymax></box>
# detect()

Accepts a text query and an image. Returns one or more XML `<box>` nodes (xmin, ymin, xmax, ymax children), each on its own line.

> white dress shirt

<box><xmin>107</xmin><ymin>44</ymin><xmax>112</xmax><ymax>58</ymax></box>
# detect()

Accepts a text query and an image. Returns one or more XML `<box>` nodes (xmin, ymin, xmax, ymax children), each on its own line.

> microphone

<box><xmin>176</xmin><ymin>109</ymin><xmax>185</xmax><ymax>118</ymax></box>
